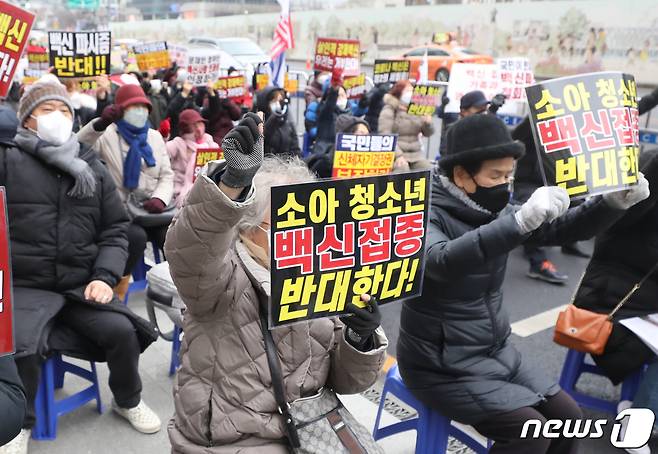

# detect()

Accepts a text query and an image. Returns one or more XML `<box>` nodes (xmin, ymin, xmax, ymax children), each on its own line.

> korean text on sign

<box><xmin>407</xmin><ymin>83</ymin><xmax>445</xmax><ymax>117</ymax></box>
<box><xmin>186</xmin><ymin>49</ymin><xmax>221</xmax><ymax>86</ymax></box>
<box><xmin>343</xmin><ymin>73</ymin><xmax>366</xmax><ymax>99</ymax></box>
<box><xmin>0</xmin><ymin>187</ymin><xmax>14</xmax><ymax>357</ymax></box>
<box><xmin>133</xmin><ymin>41</ymin><xmax>170</xmax><ymax>71</ymax></box>
<box><xmin>193</xmin><ymin>148</ymin><xmax>223</xmax><ymax>181</ymax></box>
<box><xmin>214</xmin><ymin>75</ymin><xmax>246</xmax><ymax>100</ymax></box>
<box><xmin>313</xmin><ymin>38</ymin><xmax>360</xmax><ymax>77</ymax></box>
<box><xmin>48</xmin><ymin>31</ymin><xmax>111</xmax><ymax>78</ymax></box>
<box><xmin>269</xmin><ymin>171</ymin><xmax>430</xmax><ymax>328</ymax></box>
<box><xmin>0</xmin><ymin>1</ymin><xmax>35</xmax><ymax>96</ymax></box>
<box><xmin>525</xmin><ymin>72</ymin><xmax>639</xmax><ymax>199</ymax></box>
<box><xmin>373</xmin><ymin>59</ymin><xmax>410</xmax><ymax>85</ymax></box>
<box><xmin>332</xmin><ymin>133</ymin><xmax>397</xmax><ymax>178</ymax></box>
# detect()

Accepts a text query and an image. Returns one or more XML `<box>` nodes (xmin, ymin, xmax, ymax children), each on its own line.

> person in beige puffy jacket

<box><xmin>378</xmin><ymin>80</ymin><xmax>435</xmax><ymax>171</ymax></box>
<box><xmin>164</xmin><ymin>113</ymin><xmax>388</xmax><ymax>454</ymax></box>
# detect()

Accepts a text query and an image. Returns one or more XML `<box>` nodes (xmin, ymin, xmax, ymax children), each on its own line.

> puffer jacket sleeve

<box><xmin>426</xmin><ymin>213</ymin><xmax>526</xmax><ymax>281</ymax></box>
<box><xmin>377</xmin><ymin>105</ymin><xmax>395</xmax><ymax>134</ymax></box>
<box><xmin>164</xmin><ymin>168</ymin><xmax>255</xmax><ymax>317</ymax></box>
<box><xmin>0</xmin><ymin>356</ymin><xmax>26</xmax><ymax>446</ymax></box>
<box><xmin>76</xmin><ymin>119</ymin><xmax>104</xmax><ymax>149</ymax></box>
<box><xmin>91</xmin><ymin>158</ymin><xmax>130</xmax><ymax>287</ymax></box>
<box><xmin>150</xmin><ymin>133</ymin><xmax>175</xmax><ymax>205</ymax></box>
<box><xmin>326</xmin><ymin>322</ymin><xmax>388</xmax><ymax>394</ymax></box>
<box><xmin>420</xmin><ymin>117</ymin><xmax>435</xmax><ymax>137</ymax></box>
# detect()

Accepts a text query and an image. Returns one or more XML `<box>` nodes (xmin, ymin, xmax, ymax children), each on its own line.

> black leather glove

<box><xmin>220</xmin><ymin>112</ymin><xmax>264</xmax><ymax>188</ymax></box>
<box><xmin>340</xmin><ymin>296</ymin><xmax>381</xmax><ymax>351</ymax></box>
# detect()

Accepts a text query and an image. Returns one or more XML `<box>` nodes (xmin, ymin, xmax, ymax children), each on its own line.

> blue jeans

<box><xmin>632</xmin><ymin>358</ymin><xmax>658</xmax><ymax>430</ymax></box>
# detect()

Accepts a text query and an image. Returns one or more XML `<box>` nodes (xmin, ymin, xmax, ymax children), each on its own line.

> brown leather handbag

<box><xmin>554</xmin><ymin>261</ymin><xmax>658</xmax><ymax>355</ymax></box>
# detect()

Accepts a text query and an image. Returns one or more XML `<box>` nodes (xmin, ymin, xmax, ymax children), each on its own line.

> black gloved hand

<box><xmin>339</xmin><ymin>295</ymin><xmax>381</xmax><ymax>351</ymax></box>
<box><xmin>94</xmin><ymin>104</ymin><xmax>123</xmax><ymax>132</ymax></box>
<box><xmin>220</xmin><ymin>112</ymin><xmax>264</xmax><ymax>188</ymax></box>
<box><xmin>441</xmin><ymin>94</ymin><xmax>450</xmax><ymax>106</ymax></box>
<box><xmin>358</xmin><ymin>93</ymin><xmax>369</xmax><ymax>109</ymax></box>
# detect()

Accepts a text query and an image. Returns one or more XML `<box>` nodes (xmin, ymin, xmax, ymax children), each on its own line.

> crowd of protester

<box><xmin>0</xmin><ymin>57</ymin><xmax>658</xmax><ymax>454</ymax></box>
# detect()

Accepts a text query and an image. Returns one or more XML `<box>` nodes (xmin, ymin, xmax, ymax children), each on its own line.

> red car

<box><xmin>397</xmin><ymin>45</ymin><xmax>494</xmax><ymax>82</ymax></box>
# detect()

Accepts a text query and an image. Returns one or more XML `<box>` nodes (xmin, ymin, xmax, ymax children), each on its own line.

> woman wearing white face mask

<box><xmin>0</xmin><ymin>81</ymin><xmax>162</xmax><ymax>453</ymax></box>
<box><xmin>255</xmin><ymin>87</ymin><xmax>300</xmax><ymax>157</ymax></box>
<box><xmin>78</xmin><ymin>84</ymin><xmax>174</xmax><ymax>300</ymax></box>
<box><xmin>378</xmin><ymin>79</ymin><xmax>435</xmax><ymax>170</ymax></box>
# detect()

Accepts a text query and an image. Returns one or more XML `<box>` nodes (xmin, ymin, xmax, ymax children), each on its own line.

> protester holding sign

<box><xmin>0</xmin><ymin>81</ymin><xmax>161</xmax><ymax>453</ymax></box>
<box><xmin>164</xmin><ymin>113</ymin><xmax>387</xmax><ymax>453</ymax></box>
<box><xmin>378</xmin><ymin>80</ymin><xmax>434</xmax><ymax>170</ymax></box>
<box><xmin>203</xmin><ymin>81</ymin><xmax>242</xmax><ymax>145</ymax></box>
<box><xmin>398</xmin><ymin>114</ymin><xmax>649</xmax><ymax>454</ymax></box>
<box><xmin>167</xmin><ymin>108</ymin><xmax>219</xmax><ymax>206</ymax></box>
<box><xmin>78</xmin><ymin>83</ymin><xmax>174</xmax><ymax>300</ymax></box>
<box><xmin>255</xmin><ymin>86</ymin><xmax>300</xmax><ymax>157</ymax></box>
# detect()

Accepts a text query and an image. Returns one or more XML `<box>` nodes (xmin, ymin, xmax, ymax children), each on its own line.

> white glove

<box><xmin>603</xmin><ymin>172</ymin><xmax>650</xmax><ymax>210</ymax></box>
<box><xmin>515</xmin><ymin>186</ymin><xmax>571</xmax><ymax>234</ymax></box>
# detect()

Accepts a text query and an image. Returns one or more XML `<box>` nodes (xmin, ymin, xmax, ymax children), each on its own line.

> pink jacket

<box><xmin>166</xmin><ymin>133</ymin><xmax>218</xmax><ymax>206</ymax></box>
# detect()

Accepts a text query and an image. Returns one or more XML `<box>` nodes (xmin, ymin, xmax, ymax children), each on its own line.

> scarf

<box><xmin>115</xmin><ymin>119</ymin><xmax>155</xmax><ymax>190</ymax></box>
<box><xmin>177</xmin><ymin>133</ymin><xmax>216</xmax><ymax>207</ymax></box>
<box><xmin>15</xmin><ymin>127</ymin><xmax>96</xmax><ymax>199</ymax></box>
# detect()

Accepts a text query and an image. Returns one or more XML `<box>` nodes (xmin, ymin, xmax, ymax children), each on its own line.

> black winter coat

<box><xmin>256</xmin><ymin>87</ymin><xmax>301</xmax><ymax>157</ymax></box>
<box><xmin>0</xmin><ymin>142</ymin><xmax>157</xmax><ymax>359</ymax></box>
<box><xmin>0</xmin><ymin>356</ymin><xmax>25</xmax><ymax>446</ymax></box>
<box><xmin>397</xmin><ymin>173</ymin><xmax>626</xmax><ymax>425</ymax></box>
<box><xmin>574</xmin><ymin>149</ymin><xmax>658</xmax><ymax>384</ymax></box>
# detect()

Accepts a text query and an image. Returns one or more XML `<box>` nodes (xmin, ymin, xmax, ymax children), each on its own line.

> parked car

<box><xmin>396</xmin><ymin>44</ymin><xmax>494</xmax><ymax>82</ymax></box>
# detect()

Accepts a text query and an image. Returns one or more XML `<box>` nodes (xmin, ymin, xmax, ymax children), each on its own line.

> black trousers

<box><xmin>14</xmin><ymin>302</ymin><xmax>142</xmax><ymax>428</ymax></box>
<box><xmin>472</xmin><ymin>390</ymin><xmax>582</xmax><ymax>454</ymax></box>
<box><xmin>124</xmin><ymin>221</ymin><xmax>168</xmax><ymax>276</ymax></box>
<box><xmin>523</xmin><ymin>244</ymin><xmax>548</xmax><ymax>268</ymax></box>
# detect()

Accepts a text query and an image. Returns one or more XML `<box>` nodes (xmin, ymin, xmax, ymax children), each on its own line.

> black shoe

<box><xmin>527</xmin><ymin>260</ymin><xmax>568</xmax><ymax>285</ymax></box>
<box><xmin>561</xmin><ymin>243</ymin><xmax>591</xmax><ymax>258</ymax></box>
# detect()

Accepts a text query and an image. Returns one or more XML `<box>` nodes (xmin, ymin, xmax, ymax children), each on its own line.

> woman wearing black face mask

<box><xmin>397</xmin><ymin>114</ymin><xmax>650</xmax><ymax>454</ymax></box>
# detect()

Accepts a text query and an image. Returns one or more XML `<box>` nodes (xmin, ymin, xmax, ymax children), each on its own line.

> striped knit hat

<box><xmin>18</xmin><ymin>80</ymin><xmax>74</xmax><ymax>125</ymax></box>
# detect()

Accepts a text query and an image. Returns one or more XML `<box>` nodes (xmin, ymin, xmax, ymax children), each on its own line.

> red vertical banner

<box><xmin>0</xmin><ymin>1</ymin><xmax>35</xmax><ymax>96</ymax></box>
<box><xmin>0</xmin><ymin>187</ymin><xmax>14</xmax><ymax>356</ymax></box>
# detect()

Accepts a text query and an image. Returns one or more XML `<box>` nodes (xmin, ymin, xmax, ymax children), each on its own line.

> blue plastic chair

<box><xmin>373</xmin><ymin>365</ymin><xmax>489</xmax><ymax>454</ymax></box>
<box><xmin>302</xmin><ymin>132</ymin><xmax>312</xmax><ymax>158</ymax></box>
<box><xmin>559</xmin><ymin>349</ymin><xmax>644</xmax><ymax>414</ymax></box>
<box><xmin>169</xmin><ymin>325</ymin><xmax>182</xmax><ymax>376</ymax></box>
<box><xmin>32</xmin><ymin>354</ymin><xmax>102</xmax><ymax>440</ymax></box>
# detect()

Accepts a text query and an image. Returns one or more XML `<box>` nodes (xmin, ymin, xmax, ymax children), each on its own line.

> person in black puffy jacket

<box><xmin>399</xmin><ymin>114</ymin><xmax>650</xmax><ymax>454</ymax></box>
<box><xmin>0</xmin><ymin>356</ymin><xmax>26</xmax><ymax>447</ymax></box>
<box><xmin>255</xmin><ymin>86</ymin><xmax>300</xmax><ymax>157</ymax></box>
<box><xmin>0</xmin><ymin>81</ymin><xmax>161</xmax><ymax>452</ymax></box>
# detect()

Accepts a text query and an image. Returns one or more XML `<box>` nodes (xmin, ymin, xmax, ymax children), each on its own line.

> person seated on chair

<box><xmin>164</xmin><ymin>113</ymin><xmax>388</xmax><ymax>453</ymax></box>
<box><xmin>0</xmin><ymin>356</ymin><xmax>26</xmax><ymax>447</ymax></box>
<box><xmin>397</xmin><ymin>114</ymin><xmax>650</xmax><ymax>454</ymax></box>
<box><xmin>573</xmin><ymin>148</ymin><xmax>658</xmax><ymax>454</ymax></box>
<box><xmin>0</xmin><ymin>80</ymin><xmax>161</xmax><ymax>454</ymax></box>
<box><xmin>78</xmin><ymin>83</ymin><xmax>174</xmax><ymax>301</ymax></box>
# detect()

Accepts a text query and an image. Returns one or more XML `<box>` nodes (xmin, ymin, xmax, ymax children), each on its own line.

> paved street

<box><xmin>27</xmin><ymin>240</ymin><xmax>658</xmax><ymax>453</ymax></box>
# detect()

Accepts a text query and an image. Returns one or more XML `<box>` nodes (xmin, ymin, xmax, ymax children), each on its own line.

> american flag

<box><xmin>268</xmin><ymin>0</ymin><xmax>293</xmax><ymax>88</ymax></box>
<box><xmin>271</xmin><ymin>0</ymin><xmax>294</xmax><ymax>60</ymax></box>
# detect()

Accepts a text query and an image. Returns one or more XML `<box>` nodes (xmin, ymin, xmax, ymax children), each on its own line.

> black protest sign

<box><xmin>373</xmin><ymin>59</ymin><xmax>410</xmax><ymax>85</ymax></box>
<box><xmin>48</xmin><ymin>31</ymin><xmax>111</xmax><ymax>78</ymax></box>
<box><xmin>269</xmin><ymin>171</ymin><xmax>430</xmax><ymax>328</ymax></box>
<box><xmin>526</xmin><ymin>72</ymin><xmax>640</xmax><ymax>199</ymax></box>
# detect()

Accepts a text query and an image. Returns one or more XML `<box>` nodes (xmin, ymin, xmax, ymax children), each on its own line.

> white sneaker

<box><xmin>112</xmin><ymin>399</ymin><xmax>161</xmax><ymax>434</ymax></box>
<box><xmin>0</xmin><ymin>429</ymin><xmax>30</xmax><ymax>454</ymax></box>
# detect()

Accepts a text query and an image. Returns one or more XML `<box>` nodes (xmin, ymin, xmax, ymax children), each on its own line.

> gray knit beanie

<box><xmin>18</xmin><ymin>81</ymin><xmax>74</xmax><ymax>125</ymax></box>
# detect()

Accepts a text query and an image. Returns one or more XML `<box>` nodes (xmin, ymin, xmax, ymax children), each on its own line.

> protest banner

<box><xmin>49</xmin><ymin>31</ymin><xmax>111</xmax><ymax>78</ymax></box>
<box><xmin>192</xmin><ymin>148</ymin><xmax>223</xmax><ymax>181</ymax></box>
<box><xmin>526</xmin><ymin>72</ymin><xmax>640</xmax><ymax>199</ymax></box>
<box><xmin>284</xmin><ymin>72</ymin><xmax>299</xmax><ymax>94</ymax></box>
<box><xmin>343</xmin><ymin>73</ymin><xmax>366</xmax><ymax>99</ymax></box>
<box><xmin>497</xmin><ymin>57</ymin><xmax>534</xmax><ymax>103</ymax></box>
<box><xmin>313</xmin><ymin>37</ymin><xmax>360</xmax><ymax>77</ymax></box>
<box><xmin>269</xmin><ymin>170</ymin><xmax>430</xmax><ymax>327</ymax></box>
<box><xmin>332</xmin><ymin>133</ymin><xmax>397</xmax><ymax>178</ymax></box>
<box><xmin>0</xmin><ymin>1</ymin><xmax>34</xmax><ymax>96</ymax></box>
<box><xmin>256</xmin><ymin>73</ymin><xmax>269</xmax><ymax>90</ymax></box>
<box><xmin>214</xmin><ymin>75</ymin><xmax>246</xmax><ymax>100</ymax></box>
<box><xmin>186</xmin><ymin>48</ymin><xmax>221</xmax><ymax>86</ymax></box>
<box><xmin>373</xmin><ymin>59</ymin><xmax>410</xmax><ymax>85</ymax></box>
<box><xmin>24</xmin><ymin>45</ymin><xmax>48</xmax><ymax>84</ymax></box>
<box><xmin>407</xmin><ymin>83</ymin><xmax>445</xmax><ymax>116</ymax></box>
<box><xmin>0</xmin><ymin>188</ymin><xmax>13</xmax><ymax>357</ymax></box>
<box><xmin>431</xmin><ymin>32</ymin><xmax>453</xmax><ymax>45</ymax></box>
<box><xmin>168</xmin><ymin>43</ymin><xmax>188</xmax><ymax>67</ymax></box>
<box><xmin>133</xmin><ymin>41</ymin><xmax>170</xmax><ymax>71</ymax></box>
